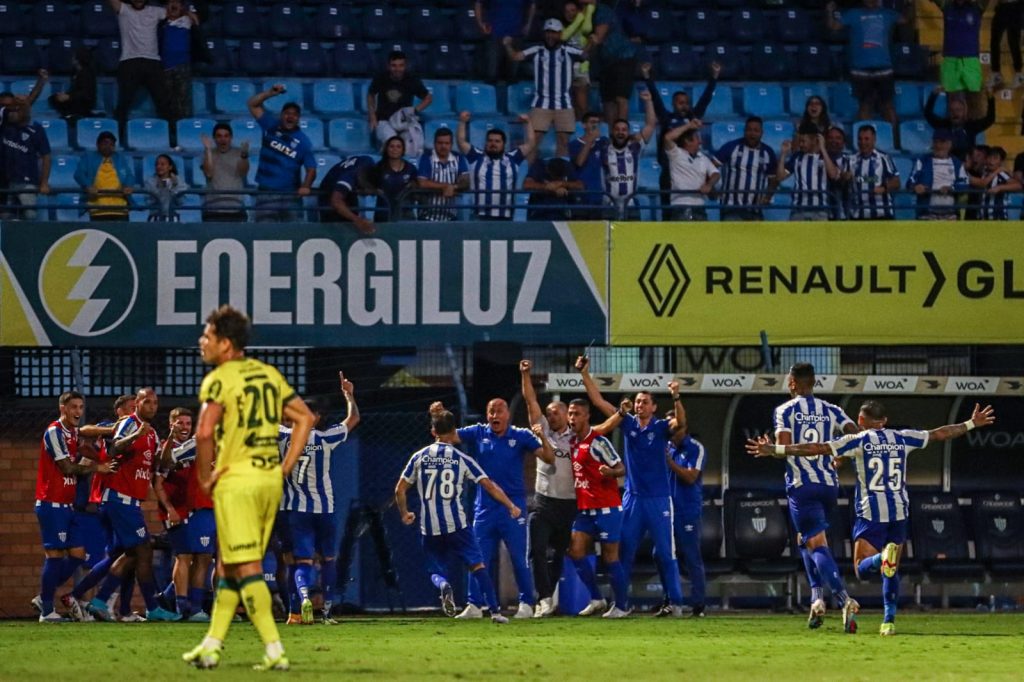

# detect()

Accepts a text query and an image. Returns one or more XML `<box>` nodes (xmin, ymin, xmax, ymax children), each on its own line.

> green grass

<box><xmin>1</xmin><ymin>613</ymin><xmax>1021</xmax><ymax>681</ymax></box>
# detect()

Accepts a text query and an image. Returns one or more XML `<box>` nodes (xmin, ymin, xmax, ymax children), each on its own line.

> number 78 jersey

<box><xmin>401</xmin><ymin>442</ymin><xmax>489</xmax><ymax>536</ymax></box>
<box><xmin>830</xmin><ymin>428</ymin><xmax>930</xmax><ymax>523</ymax></box>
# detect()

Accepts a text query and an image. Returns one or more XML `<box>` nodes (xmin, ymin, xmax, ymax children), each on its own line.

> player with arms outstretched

<box><xmin>395</xmin><ymin>408</ymin><xmax>520</xmax><ymax>624</ymax></box>
<box><xmin>748</xmin><ymin>400</ymin><xmax>996</xmax><ymax>636</ymax></box>
<box><xmin>183</xmin><ymin>305</ymin><xmax>315</xmax><ymax>671</ymax></box>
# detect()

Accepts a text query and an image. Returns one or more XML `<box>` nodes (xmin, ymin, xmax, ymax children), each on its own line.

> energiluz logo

<box><xmin>638</xmin><ymin>243</ymin><xmax>690</xmax><ymax>317</ymax></box>
<box><xmin>38</xmin><ymin>229</ymin><xmax>139</xmax><ymax>337</ymax></box>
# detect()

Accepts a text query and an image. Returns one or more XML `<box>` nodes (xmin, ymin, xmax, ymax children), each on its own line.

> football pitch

<box><xmin>0</xmin><ymin>613</ymin><xmax>1021</xmax><ymax>681</ymax></box>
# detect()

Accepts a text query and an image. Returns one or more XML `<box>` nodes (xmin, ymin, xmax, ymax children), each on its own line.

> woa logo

<box><xmin>37</xmin><ymin>229</ymin><xmax>138</xmax><ymax>337</ymax></box>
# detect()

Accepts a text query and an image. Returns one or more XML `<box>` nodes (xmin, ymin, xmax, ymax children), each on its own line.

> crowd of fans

<box><xmin>1</xmin><ymin>0</ymin><xmax>1022</xmax><ymax>225</ymax></box>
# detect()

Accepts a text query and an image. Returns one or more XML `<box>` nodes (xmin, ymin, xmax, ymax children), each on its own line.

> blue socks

<box><xmin>287</xmin><ymin>564</ymin><xmax>301</xmax><ymax>614</ymax></box>
<box><xmin>59</xmin><ymin>556</ymin><xmax>84</xmax><ymax>585</ymax></box>
<box><xmin>801</xmin><ymin>548</ymin><xmax>822</xmax><ymax>589</ymax></box>
<box><xmin>294</xmin><ymin>563</ymin><xmax>313</xmax><ymax>601</ymax></box>
<box><xmin>96</xmin><ymin>573</ymin><xmax>121</xmax><ymax>602</ymax></box>
<box><xmin>430</xmin><ymin>573</ymin><xmax>449</xmax><ymax>590</ymax></box>
<box><xmin>40</xmin><ymin>557</ymin><xmax>63</xmax><ymax>614</ymax></box>
<box><xmin>321</xmin><ymin>559</ymin><xmax>338</xmax><ymax>611</ymax></box>
<box><xmin>572</xmin><ymin>556</ymin><xmax>602</xmax><ymax>601</ymax></box>
<box><xmin>858</xmin><ymin>553</ymin><xmax>882</xmax><ymax>578</ymax></box>
<box><xmin>606</xmin><ymin>561</ymin><xmax>629</xmax><ymax>610</ymax></box>
<box><xmin>72</xmin><ymin>555</ymin><xmax>112</xmax><ymax>599</ymax></box>
<box><xmin>883</xmin><ymin>573</ymin><xmax>900</xmax><ymax>623</ymax></box>
<box><xmin>811</xmin><ymin>546</ymin><xmax>849</xmax><ymax>605</ymax></box>
<box><xmin>175</xmin><ymin>595</ymin><xmax>191</xmax><ymax>616</ymax></box>
<box><xmin>471</xmin><ymin>567</ymin><xmax>500</xmax><ymax>612</ymax></box>
<box><xmin>189</xmin><ymin>587</ymin><xmax>206</xmax><ymax>614</ymax></box>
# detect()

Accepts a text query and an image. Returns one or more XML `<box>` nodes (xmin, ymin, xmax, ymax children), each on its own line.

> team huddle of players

<box><xmin>34</xmin><ymin>333</ymin><xmax>996</xmax><ymax>646</ymax></box>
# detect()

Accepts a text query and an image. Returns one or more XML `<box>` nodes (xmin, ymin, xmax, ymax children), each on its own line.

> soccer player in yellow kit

<box><xmin>183</xmin><ymin>305</ymin><xmax>315</xmax><ymax>671</ymax></box>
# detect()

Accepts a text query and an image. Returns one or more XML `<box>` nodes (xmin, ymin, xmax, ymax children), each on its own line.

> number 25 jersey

<box><xmin>830</xmin><ymin>428</ymin><xmax>929</xmax><ymax>523</ymax></box>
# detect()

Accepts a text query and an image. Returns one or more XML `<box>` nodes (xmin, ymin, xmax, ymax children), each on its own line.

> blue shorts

<box><xmin>572</xmin><ymin>506</ymin><xmax>623</xmax><ymax>543</ymax></box>
<box><xmin>852</xmin><ymin>517</ymin><xmax>908</xmax><ymax>550</ymax></box>
<box><xmin>187</xmin><ymin>508</ymin><xmax>217</xmax><ymax>554</ymax></box>
<box><xmin>287</xmin><ymin>510</ymin><xmax>339</xmax><ymax>560</ymax></box>
<box><xmin>100</xmin><ymin>492</ymin><xmax>149</xmax><ymax>549</ymax></box>
<box><xmin>421</xmin><ymin>527</ymin><xmax>485</xmax><ymax>573</ymax></box>
<box><xmin>74</xmin><ymin>510</ymin><xmax>107</xmax><ymax>566</ymax></box>
<box><xmin>166</xmin><ymin>523</ymin><xmax>191</xmax><ymax>555</ymax></box>
<box><xmin>36</xmin><ymin>502</ymin><xmax>81</xmax><ymax>550</ymax></box>
<box><xmin>787</xmin><ymin>483</ymin><xmax>838</xmax><ymax>546</ymax></box>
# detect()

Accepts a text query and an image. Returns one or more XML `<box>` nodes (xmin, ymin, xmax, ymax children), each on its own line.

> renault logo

<box><xmin>638</xmin><ymin>243</ymin><xmax>689</xmax><ymax>317</ymax></box>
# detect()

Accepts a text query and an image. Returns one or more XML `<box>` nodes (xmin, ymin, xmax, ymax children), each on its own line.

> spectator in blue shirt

<box><xmin>371</xmin><ymin>136</ymin><xmax>419</xmax><ymax>222</ymax></box>
<box><xmin>476</xmin><ymin>0</ymin><xmax>537</xmax><ymax>83</ymax></box>
<box><xmin>160</xmin><ymin>0</ymin><xmax>199</xmax><ymax>123</ymax></box>
<box><xmin>247</xmin><ymin>84</ymin><xmax>317</xmax><ymax>223</ymax></box>
<box><xmin>568</xmin><ymin>111</ymin><xmax>606</xmax><ymax>217</ymax></box>
<box><xmin>0</xmin><ymin>99</ymin><xmax>51</xmax><ymax>220</ymax></box>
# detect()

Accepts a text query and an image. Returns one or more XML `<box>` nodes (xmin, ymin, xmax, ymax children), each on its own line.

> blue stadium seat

<box><xmin>640</xmin><ymin>7</ymin><xmax>673</xmax><ymax>44</ymax></box>
<box><xmin>46</xmin><ymin>37</ymin><xmax>81</xmax><ymax>75</ymax></box>
<box><xmin>742</xmin><ymin>85</ymin><xmax>784</xmax><ymax>118</ymax></box>
<box><xmin>424</xmin><ymin>81</ymin><xmax>454</xmax><ymax>116</ymax></box>
<box><xmin>221</xmin><ymin>2</ymin><xmax>262</xmax><ymax>38</ymax></box>
<box><xmin>214</xmin><ymin>80</ymin><xmax>257</xmax><ymax>114</ymax></box>
<box><xmin>659</xmin><ymin>44</ymin><xmax>701</xmax><ymax>81</ymax></box>
<box><xmin>730</xmin><ymin>8</ymin><xmax>764</xmax><ymax>44</ymax></box>
<box><xmin>701</xmin><ymin>85</ymin><xmax>735</xmax><ymax>119</ymax></box>
<box><xmin>796</xmin><ymin>43</ymin><xmax>835</xmax><ymax>80</ymax></box>
<box><xmin>508</xmin><ymin>82</ymin><xmax>535</xmax><ymax>114</ymax></box>
<box><xmin>230</xmin><ymin>118</ymin><xmax>264</xmax><ymax>151</ymax></box>
<box><xmin>312</xmin><ymin>81</ymin><xmax>357</xmax><ymax>115</ymax></box>
<box><xmin>454</xmin><ymin>82</ymin><xmax>498</xmax><ymax>116</ymax></box>
<box><xmin>191</xmin><ymin>157</ymin><xmax>206</xmax><ymax>188</ymax></box>
<box><xmin>198</xmin><ymin>38</ymin><xmax>235</xmax><ymax>76</ymax></box>
<box><xmin>177</xmin><ymin>193</ymin><xmax>203</xmax><ymax>224</ymax></box>
<box><xmin>375</xmin><ymin>41</ymin><xmax>420</xmax><ymax>73</ymax></box>
<box><xmin>141</xmin><ymin>153</ymin><xmax>186</xmax><ymax>183</ymax></box>
<box><xmin>127</xmin><ymin>118</ymin><xmax>170</xmax><ymax>152</ymax></box>
<box><xmin>259</xmin><ymin>79</ymin><xmax>305</xmax><ymax>108</ymax></box>
<box><xmin>777</xmin><ymin>8</ymin><xmax>810</xmax><ymax>44</ymax></box>
<box><xmin>314</xmin><ymin>153</ymin><xmax>342</xmax><ymax>185</ymax></box>
<box><xmin>891</xmin><ymin>154</ymin><xmax>916</xmax><ymax>219</ymax></box>
<box><xmin>749</xmin><ymin>43</ymin><xmax>792</xmax><ymax>82</ymax></box>
<box><xmin>893</xmin><ymin>43</ymin><xmax>928</xmax><ymax>79</ymax></box>
<box><xmin>94</xmin><ymin>38</ymin><xmax>122</xmax><ymax>75</ymax></box>
<box><xmin>288</xmin><ymin>40</ymin><xmax>327</xmax><ymax>76</ymax></box>
<box><xmin>269</xmin><ymin>3</ymin><xmax>310</xmax><ymax>39</ymax></box>
<box><xmin>830</xmin><ymin>82</ymin><xmax>858</xmax><ymax>119</ymax></box>
<box><xmin>787</xmin><ymin>84</ymin><xmax>829</xmax><ymax>116</ymax></box>
<box><xmin>239</xmin><ymin>40</ymin><xmax>280</xmax><ymax>75</ymax></box>
<box><xmin>761</xmin><ymin>120</ymin><xmax>795</xmax><ymax>152</ymax></box>
<box><xmin>685</xmin><ymin>9</ymin><xmax>719</xmax><ymax>44</ymax></box>
<box><xmin>466</xmin><ymin>116</ymin><xmax>508</xmax><ymax>150</ymax></box>
<box><xmin>899</xmin><ymin>120</ymin><xmax>932</xmax><ymax>155</ymax></box>
<box><xmin>314</xmin><ymin>4</ymin><xmax>358</xmax><ymax>40</ymax></box>
<box><xmin>81</xmin><ymin>2</ymin><xmax>118</xmax><ymax>37</ymax></box>
<box><xmin>893</xmin><ymin>83</ymin><xmax>922</xmax><ymax>119</ymax></box>
<box><xmin>11</xmin><ymin>79</ymin><xmax>54</xmax><ymax>110</ymax></box>
<box><xmin>363</xmin><ymin>5</ymin><xmax>402</xmax><ymax>42</ymax></box>
<box><xmin>176</xmin><ymin>118</ymin><xmax>216</xmax><ymax>152</ymax></box>
<box><xmin>190</xmin><ymin>81</ymin><xmax>208</xmax><ymax>116</ymax></box>
<box><xmin>39</xmin><ymin>119</ymin><xmax>70</xmax><ymax>151</ymax></box>
<box><xmin>428</xmin><ymin>42</ymin><xmax>470</xmax><ymax>79</ymax></box>
<box><xmin>0</xmin><ymin>2</ymin><xmax>25</xmax><ymax>36</ymax></box>
<box><xmin>456</xmin><ymin>7</ymin><xmax>485</xmax><ymax>42</ymax></box>
<box><xmin>49</xmin><ymin>154</ymin><xmax>78</xmax><ymax>187</ymax></box>
<box><xmin>411</xmin><ymin>6</ymin><xmax>454</xmax><ymax>42</ymax></box>
<box><xmin>852</xmin><ymin>120</ymin><xmax>894</xmax><ymax>152</ymax></box>
<box><xmin>2</xmin><ymin>38</ymin><xmax>41</xmax><ymax>74</ymax></box>
<box><xmin>329</xmin><ymin>118</ymin><xmax>372</xmax><ymax>153</ymax></box>
<box><xmin>334</xmin><ymin>41</ymin><xmax>374</xmax><ymax>77</ymax></box>
<box><xmin>76</xmin><ymin>117</ymin><xmax>118</xmax><ymax>149</ymax></box>
<box><xmin>33</xmin><ymin>2</ymin><xmax>73</xmax><ymax>37</ymax></box>
<box><xmin>299</xmin><ymin>118</ymin><xmax>326</xmax><ymax>151</ymax></box>
<box><xmin>705</xmin><ymin>43</ymin><xmax>748</xmax><ymax>80</ymax></box>
<box><xmin>709</xmin><ymin>120</ymin><xmax>743</xmax><ymax>150</ymax></box>
<box><xmin>55</xmin><ymin>193</ymin><xmax>87</xmax><ymax>222</ymax></box>
<box><xmin>637</xmin><ymin>158</ymin><xmax>662</xmax><ymax>221</ymax></box>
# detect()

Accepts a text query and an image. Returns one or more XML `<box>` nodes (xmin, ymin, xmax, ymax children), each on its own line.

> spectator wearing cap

<box><xmin>0</xmin><ymin>96</ymin><xmax>51</xmax><ymax>220</ymax></box>
<box><xmin>924</xmin><ymin>84</ymin><xmax>995</xmax><ymax>161</ymax></box>
<box><xmin>74</xmin><ymin>131</ymin><xmax>135</xmax><ymax>222</ymax></box>
<box><xmin>522</xmin><ymin>156</ymin><xmax>583</xmax><ymax>219</ymax></box>
<box><xmin>247</xmin><ymin>84</ymin><xmax>316</xmax><ymax>223</ymax></box>
<box><xmin>503</xmin><ymin>18</ymin><xmax>586</xmax><ymax>157</ymax></box>
<box><xmin>907</xmin><ymin>128</ymin><xmax>969</xmax><ymax>220</ymax></box>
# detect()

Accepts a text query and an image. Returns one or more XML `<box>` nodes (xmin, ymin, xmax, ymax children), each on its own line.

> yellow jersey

<box><xmin>198</xmin><ymin>357</ymin><xmax>296</xmax><ymax>482</ymax></box>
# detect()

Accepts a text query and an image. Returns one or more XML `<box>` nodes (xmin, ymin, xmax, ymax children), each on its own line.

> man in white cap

<box><xmin>503</xmin><ymin>19</ymin><xmax>586</xmax><ymax>157</ymax></box>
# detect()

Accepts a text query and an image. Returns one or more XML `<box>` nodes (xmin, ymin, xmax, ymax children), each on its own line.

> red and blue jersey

<box><xmin>108</xmin><ymin>414</ymin><xmax>158</xmax><ymax>501</ymax></box>
<box><xmin>172</xmin><ymin>438</ymin><xmax>213</xmax><ymax>511</ymax></box>
<box><xmin>158</xmin><ymin>438</ymin><xmax>192</xmax><ymax>520</ymax></box>
<box><xmin>36</xmin><ymin>419</ymin><xmax>79</xmax><ymax>504</ymax></box>
<box><xmin>457</xmin><ymin>423</ymin><xmax>541</xmax><ymax>513</ymax></box>
<box><xmin>571</xmin><ymin>428</ymin><xmax>622</xmax><ymax>510</ymax></box>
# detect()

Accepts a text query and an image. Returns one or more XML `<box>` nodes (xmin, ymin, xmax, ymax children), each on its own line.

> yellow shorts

<box><xmin>213</xmin><ymin>475</ymin><xmax>282</xmax><ymax>565</ymax></box>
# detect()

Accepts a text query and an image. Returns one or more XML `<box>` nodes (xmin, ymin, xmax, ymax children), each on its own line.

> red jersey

<box><xmin>158</xmin><ymin>438</ymin><xmax>193</xmax><ymax>520</ymax></box>
<box><xmin>87</xmin><ymin>437</ymin><xmax>111</xmax><ymax>504</ymax></box>
<box><xmin>36</xmin><ymin>419</ymin><xmax>79</xmax><ymax>504</ymax></box>
<box><xmin>178</xmin><ymin>439</ymin><xmax>213</xmax><ymax>511</ymax></box>
<box><xmin>107</xmin><ymin>414</ymin><xmax>159</xmax><ymax>501</ymax></box>
<box><xmin>571</xmin><ymin>428</ymin><xmax>623</xmax><ymax>510</ymax></box>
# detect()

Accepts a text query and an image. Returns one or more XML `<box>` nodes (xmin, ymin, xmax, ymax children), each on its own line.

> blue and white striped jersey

<box><xmin>830</xmin><ymin>428</ymin><xmax>930</xmax><ymax>522</ymax></box>
<box><xmin>522</xmin><ymin>44</ymin><xmax>583</xmax><ymax>110</ymax></box>
<box><xmin>784</xmin><ymin>152</ymin><xmax>830</xmax><ymax>208</ymax></box>
<box><xmin>602</xmin><ymin>138</ymin><xmax>645</xmax><ymax>201</ymax></box>
<box><xmin>416</xmin><ymin>149</ymin><xmax>469</xmax><ymax>221</ymax></box>
<box><xmin>845</xmin><ymin>149</ymin><xmax>898</xmax><ymax>219</ymax></box>
<box><xmin>401</xmin><ymin>442</ymin><xmax>489</xmax><ymax>536</ymax></box>
<box><xmin>465</xmin><ymin>146</ymin><xmax>525</xmax><ymax>219</ymax></box>
<box><xmin>774</xmin><ymin>395</ymin><xmax>854</xmax><ymax>489</ymax></box>
<box><xmin>278</xmin><ymin>423</ymin><xmax>349</xmax><ymax>514</ymax></box>
<box><xmin>171</xmin><ymin>437</ymin><xmax>196</xmax><ymax>466</ymax></box>
<box><xmin>980</xmin><ymin>170</ymin><xmax>1012</xmax><ymax>220</ymax></box>
<box><xmin>714</xmin><ymin>139</ymin><xmax>777</xmax><ymax>207</ymax></box>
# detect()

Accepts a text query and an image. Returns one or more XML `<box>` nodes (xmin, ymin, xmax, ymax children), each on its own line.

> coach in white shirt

<box><xmin>664</xmin><ymin>119</ymin><xmax>719</xmax><ymax>221</ymax></box>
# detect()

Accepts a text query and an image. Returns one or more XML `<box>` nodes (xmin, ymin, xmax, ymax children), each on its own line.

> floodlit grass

<box><xmin>1</xmin><ymin>612</ymin><xmax>1021</xmax><ymax>681</ymax></box>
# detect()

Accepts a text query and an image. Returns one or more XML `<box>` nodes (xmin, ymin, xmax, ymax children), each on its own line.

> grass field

<box><xmin>1</xmin><ymin>612</ymin><xmax>1021</xmax><ymax>681</ymax></box>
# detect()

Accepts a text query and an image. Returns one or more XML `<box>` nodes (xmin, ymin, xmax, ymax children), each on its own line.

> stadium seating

<box><xmin>191</xmin><ymin>157</ymin><xmax>206</xmax><ymax>187</ymax></box>
<box><xmin>334</xmin><ymin>41</ymin><xmax>375</xmax><ymax>77</ymax></box>
<box><xmin>375</xmin><ymin>41</ymin><xmax>420</xmax><ymax>73</ymax></box>
<box><xmin>685</xmin><ymin>9</ymin><xmax>719</xmax><ymax>44</ymax></box>
<box><xmin>54</xmin><ymin>192</ymin><xmax>87</xmax><ymax>222</ymax></box>
<box><xmin>423</xmin><ymin>118</ymin><xmax>458</xmax><ymax>145</ymax></box>
<box><xmin>288</xmin><ymin>40</ymin><xmax>328</xmax><ymax>77</ymax></box>
<box><xmin>0</xmin><ymin>2</ymin><xmax>24</xmax><ymax>37</ymax></box>
<box><xmin>363</xmin><ymin>5</ymin><xmax>401</xmax><ymax>42</ymax></box>
<box><xmin>214</xmin><ymin>80</ymin><xmax>257</xmax><ymax>115</ymax></box>
<box><xmin>75</xmin><ymin>117</ymin><xmax>118</xmax><ymax>149</ymax></box>
<box><xmin>899</xmin><ymin>119</ymin><xmax>933</xmax><ymax>156</ymax></box>
<box><xmin>911</xmin><ymin>492</ymin><xmax>985</xmax><ymax>580</ymax></box>
<box><xmin>328</xmin><ymin>117</ymin><xmax>372</xmax><ymax>153</ymax></box>
<box><xmin>314</xmin><ymin>153</ymin><xmax>342</xmax><ymax>185</ymax></box>
<box><xmin>777</xmin><ymin>8</ymin><xmax>810</xmax><ymax>44</ymax></box>
<box><xmin>466</xmin><ymin>116</ymin><xmax>507</xmax><ymax>150</ymax></box>
<box><xmin>705</xmin><ymin>43</ymin><xmax>748</xmax><ymax>81</ymax></box>
<box><xmin>81</xmin><ymin>1</ymin><xmax>118</xmax><ymax>37</ymax></box>
<box><xmin>894</xmin><ymin>83</ymin><xmax>923</xmax><ymax>119</ymax></box>
<box><xmin>893</xmin><ymin>43</ymin><xmax>928</xmax><ymax>79</ymax></box>
<box><xmin>412</xmin><ymin>6</ymin><xmax>454</xmax><ymax>42</ymax></box>
<box><xmin>749</xmin><ymin>43</ymin><xmax>792</xmax><ymax>82</ymax></box>
<box><xmin>507</xmin><ymin>82</ymin><xmax>535</xmax><ymax>115</ymax></box>
<box><xmin>701</xmin><ymin>85</ymin><xmax>735</xmax><ymax>119</ymax></box>
<box><xmin>49</xmin><ymin>154</ymin><xmax>78</xmax><ymax>187</ymax></box>
<box><xmin>725</xmin><ymin>489</ymin><xmax>799</xmax><ymax>579</ymax></box>
<box><xmin>454</xmin><ymin>83</ymin><xmax>498</xmax><ymax>116</ymax></box>
<box><xmin>33</xmin><ymin>2</ymin><xmax>74</xmax><ymax>37</ymax></box>
<box><xmin>126</xmin><ymin>118</ymin><xmax>170</xmax><ymax>152</ymax></box>
<box><xmin>222</xmin><ymin>2</ymin><xmax>262</xmax><ymax>38</ymax></box>
<box><xmin>239</xmin><ymin>40</ymin><xmax>279</xmax><ymax>75</ymax></box>
<box><xmin>424</xmin><ymin>81</ymin><xmax>454</xmax><ymax>116</ymax></box>
<box><xmin>455</xmin><ymin>7</ymin><xmax>484</xmax><ymax>43</ymax></box>
<box><xmin>731</xmin><ymin>8</ymin><xmax>764</xmax><ymax>44</ymax></box>
<box><xmin>268</xmin><ymin>2</ymin><xmax>311</xmax><ymax>40</ymax></box>
<box><xmin>176</xmin><ymin>118</ymin><xmax>217</xmax><ymax>153</ymax></box>
<box><xmin>969</xmin><ymin>491</ymin><xmax>1024</xmax><ymax>577</ymax></box>
<box><xmin>742</xmin><ymin>85</ymin><xmax>784</xmax><ymax>118</ymax></box>
<box><xmin>787</xmin><ymin>84</ymin><xmax>828</xmax><ymax>117</ymax></box>
<box><xmin>38</xmin><ymin>118</ymin><xmax>70</xmax><ymax>152</ymax></box>
<box><xmin>699</xmin><ymin>493</ymin><xmax>735</xmax><ymax>576</ymax></box>
<box><xmin>830</xmin><ymin>82</ymin><xmax>859</xmax><ymax>119</ymax></box>
<box><xmin>230</xmin><ymin>117</ymin><xmax>264</xmax><ymax>150</ymax></box>
<box><xmin>299</xmin><ymin>117</ymin><xmax>326</xmax><ymax>151</ymax></box>
<box><xmin>312</xmin><ymin>81</ymin><xmax>357</xmax><ymax>116</ymax></box>
<box><xmin>1</xmin><ymin>39</ymin><xmax>41</xmax><ymax>74</ymax></box>
<box><xmin>710</xmin><ymin>120</ymin><xmax>742</xmax><ymax>150</ymax></box>
<box><xmin>761</xmin><ymin>120</ymin><xmax>794</xmax><ymax>151</ymax></box>
<box><xmin>796</xmin><ymin>44</ymin><xmax>836</xmax><ymax>80</ymax></box>
<box><xmin>46</xmin><ymin>37</ymin><xmax>80</xmax><ymax>75</ymax></box>
<box><xmin>659</xmin><ymin>44</ymin><xmax>702</xmax><ymax>81</ymax></box>
<box><xmin>639</xmin><ymin>6</ymin><xmax>673</xmax><ymax>45</ymax></box>
<box><xmin>314</xmin><ymin>4</ymin><xmax>358</xmax><ymax>40</ymax></box>
<box><xmin>428</xmin><ymin>42</ymin><xmax>471</xmax><ymax>79</ymax></box>
<box><xmin>198</xmin><ymin>38</ymin><xmax>234</xmax><ymax>76</ymax></box>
